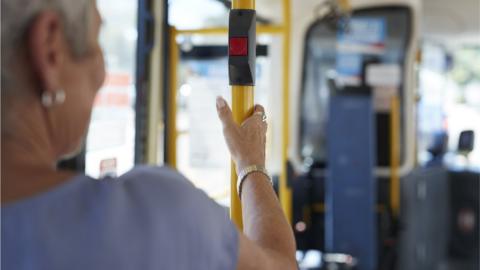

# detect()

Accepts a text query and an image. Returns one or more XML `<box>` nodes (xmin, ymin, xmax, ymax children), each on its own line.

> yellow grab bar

<box><xmin>166</xmin><ymin>27</ymin><xmax>179</xmax><ymax>168</ymax></box>
<box><xmin>279</xmin><ymin>0</ymin><xmax>292</xmax><ymax>224</ymax></box>
<box><xmin>230</xmin><ymin>0</ymin><xmax>256</xmax><ymax>230</ymax></box>
<box><xmin>175</xmin><ymin>25</ymin><xmax>284</xmax><ymax>36</ymax></box>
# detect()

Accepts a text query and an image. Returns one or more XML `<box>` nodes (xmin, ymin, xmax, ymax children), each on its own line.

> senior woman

<box><xmin>1</xmin><ymin>0</ymin><xmax>296</xmax><ymax>269</ymax></box>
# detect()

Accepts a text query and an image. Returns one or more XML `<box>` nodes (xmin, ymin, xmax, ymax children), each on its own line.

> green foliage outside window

<box><xmin>450</xmin><ymin>46</ymin><xmax>480</xmax><ymax>86</ymax></box>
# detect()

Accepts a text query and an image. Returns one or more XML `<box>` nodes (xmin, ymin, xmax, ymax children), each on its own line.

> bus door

<box><xmin>294</xmin><ymin>3</ymin><xmax>418</xmax><ymax>268</ymax></box>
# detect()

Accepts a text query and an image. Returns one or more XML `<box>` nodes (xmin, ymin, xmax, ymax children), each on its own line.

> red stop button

<box><xmin>229</xmin><ymin>37</ymin><xmax>248</xmax><ymax>56</ymax></box>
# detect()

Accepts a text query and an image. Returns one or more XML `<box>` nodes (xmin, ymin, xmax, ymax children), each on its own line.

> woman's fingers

<box><xmin>216</xmin><ymin>96</ymin><xmax>240</xmax><ymax>156</ymax></box>
<box><xmin>216</xmin><ymin>97</ymin><xmax>268</xmax><ymax>169</ymax></box>
<box><xmin>242</xmin><ymin>104</ymin><xmax>268</xmax><ymax>131</ymax></box>
<box><xmin>216</xmin><ymin>97</ymin><xmax>235</xmax><ymax>130</ymax></box>
<box><xmin>254</xmin><ymin>104</ymin><xmax>265</xmax><ymax>114</ymax></box>
<box><xmin>252</xmin><ymin>105</ymin><xmax>266</xmax><ymax>121</ymax></box>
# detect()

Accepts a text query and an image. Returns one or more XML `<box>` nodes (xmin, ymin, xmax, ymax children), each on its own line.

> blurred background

<box><xmin>66</xmin><ymin>0</ymin><xmax>480</xmax><ymax>269</ymax></box>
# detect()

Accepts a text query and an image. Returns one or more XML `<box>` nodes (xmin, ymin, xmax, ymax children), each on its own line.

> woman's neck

<box><xmin>1</xmin><ymin>101</ymin><xmax>75</xmax><ymax>204</ymax></box>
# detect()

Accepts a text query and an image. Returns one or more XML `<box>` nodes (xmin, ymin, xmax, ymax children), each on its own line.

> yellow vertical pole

<box><xmin>337</xmin><ymin>0</ymin><xmax>352</xmax><ymax>11</ymax></box>
<box><xmin>230</xmin><ymin>0</ymin><xmax>255</xmax><ymax>230</ymax></box>
<box><xmin>279</xmin><ymin>0</ymin><xmax>293</xmax><ymax>223</ymax></box>
<box><xmin>232</xmin><ymin>0</ymin><xmax>254</xmax><ymax>9</ymax></box>
<box><xmin>230</xmin><ymin>88</ymin><xmax>254</xmax><ymax>230</ymax></box>
<box><xmin>167</xmin><ymin>27</ymin><xmax>179</xmax><ymax>168</ymax></box>
<box><xmin>390</xmin><ymin>96</ymin><xmax>400</xmax><ymax>217</ymax></box>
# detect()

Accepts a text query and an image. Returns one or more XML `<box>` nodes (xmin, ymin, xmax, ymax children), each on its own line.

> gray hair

<box><xmin>1</xmin><ymin>0</ymin><xmax>93</xmax><ymax>88</ymax></box>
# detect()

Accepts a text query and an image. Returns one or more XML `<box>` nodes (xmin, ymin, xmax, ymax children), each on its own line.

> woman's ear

<box><xmin>28</xmin><ymin>11</ymin><xmax>66</xmax><ymax>94</ymax></box>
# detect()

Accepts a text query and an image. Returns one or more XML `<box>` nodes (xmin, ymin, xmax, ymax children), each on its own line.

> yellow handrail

<box><xmin>166</xmin><ymin>27</ymin><xmax>179</xmax><ymax>168</ymax></box>
<box><xmin>337</xmin><ymin>0</ymin><xmax>351</xmax><ymax>11</ymax></box>
<box><xmin>279</xmin><ymin>0</ymin><xmax>292</xmax><ymax>223</ymax></box>
<box><xmin>230</xmin><ymin>0</ymin><xmax>256</xmax><ymax>230</ymax></box>
<box><xmin>175</xmin><ymin>25</ymin><xmax>284</xmax><ymax>36</ymax></box>
<box><xmin>232</xmin><ymin>0</ymin><xmax>255</xmax><ymax>9</ymax></box>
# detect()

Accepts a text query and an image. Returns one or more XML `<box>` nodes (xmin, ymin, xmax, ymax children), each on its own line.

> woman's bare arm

<box><xmin>216</xmin><ymin>97</ymin><xmax>297</xmax><ymax>270</ymax></box>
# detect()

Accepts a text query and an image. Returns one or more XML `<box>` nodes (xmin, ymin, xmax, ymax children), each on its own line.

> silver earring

<box><xmin>41</xmin><ymin>90</ymin><xmax>66</xmax><ymax>108</ymax></box>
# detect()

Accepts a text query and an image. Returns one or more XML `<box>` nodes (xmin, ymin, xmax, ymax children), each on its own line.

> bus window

<box><xmin>169</xmin><ymin>0</ymin><xmax>283</xmax><ymax>30</ymax></box>
<box><xmin>446</xmin><ymin>47</ymin><xmax>480</xmax><ymax>169</ymax></box>
<box><xmin>85</xmin><ymin>0</ymin><xmax>138</xmax><ymax>178</ymax></box>
<box><xmin>170</xmin><ymin>0</ymin><xmax>228</xmax><ymax>30</ymax></box>
<box><xmin>299</xmin><ymin>21</ymin><xmax>337</xmax><ymax>165</ymax></box>
<box><xmin>177</xmin><ymin>56</ymin><xmax>231</xmax><ymax>205</ymax></box>
<box><xmin>418</xmin><ymin>45</ymin><xmax>480</xmax><ymax>170</ymax></box>
<box><xmin>300</xmin><ymin>7</ymin><xmax>412</xmax><ymax>169</ymax></box>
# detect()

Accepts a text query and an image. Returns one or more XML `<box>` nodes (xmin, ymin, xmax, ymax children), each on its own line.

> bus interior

<box><xmin>58</xmin><ymin>0</ymin><xmax>480</xmax><ymax>269</ymax></box>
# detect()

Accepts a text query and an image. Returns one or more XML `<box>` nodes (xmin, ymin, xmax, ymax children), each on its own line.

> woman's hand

<box><xmin>216</xmin><ymin>96</ymin><xmax>267</xmax><ymax>172</ymax></box>
<box><xmin>216</xmin><ymin>97</ymin><xmax>297</xmax><ymax>270</ymax></box>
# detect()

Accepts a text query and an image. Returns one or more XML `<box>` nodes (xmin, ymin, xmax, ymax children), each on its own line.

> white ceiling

<box><xmin>422</xmin><ymin>0</ymin><xmax>480</xmax><ymax>45</ymax></box>
<box><xmin>256</xmin><ymin>0</ymin><xmax>283</xmax><ymax>24</ymax></box>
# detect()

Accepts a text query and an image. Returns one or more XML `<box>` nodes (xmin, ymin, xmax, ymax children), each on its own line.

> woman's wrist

<box><xmin>237</xmin><ymin>165</ymin><xmax>271</xmax><ymax>199</ymax></box>
<box><xmin>236</xmin><ymin>158</ymin><xmax>265</xmax><ymax>173</ymax></box>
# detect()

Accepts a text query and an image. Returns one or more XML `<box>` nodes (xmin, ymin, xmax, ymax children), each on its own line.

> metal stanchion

<box><xmin>229</xmin><ymin>0</ymin><xmax>256</xmax><ymax>229</ymax></box>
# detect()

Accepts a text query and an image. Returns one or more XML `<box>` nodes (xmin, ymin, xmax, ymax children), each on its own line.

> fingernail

<box><xmin>216</xmin><ymin>97</ymin><xmax>226</xmax><ymax>109</ymax></box>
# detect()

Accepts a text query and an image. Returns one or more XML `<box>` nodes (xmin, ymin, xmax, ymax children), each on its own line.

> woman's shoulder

<box><xmin>2</xmin><ymin>165</ymin><xmax>196</xmax><ymax>215</ymax></box>
<box><xmin>109</xmin><ymin>165</ymin><xmax>201</xmax><ymax>207</ymax></box>
<box><xmin>3</xmin><ymin>165</ymin><xmax>229</xmax><ymax>236</ymax></box>
<box><xmin>116</xmin><ymin>165</ymin><xmax>208</xmax><ymax>202</ymax></box>
<box><xmin>2</xmin><ymin>166</ymin><xmax>238</xmax><ymax>270</ymax></box>
<box><xmin>118</xmin><ymin>165</ymin><xmax>191</xmax><ymax>187</ymax></box>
